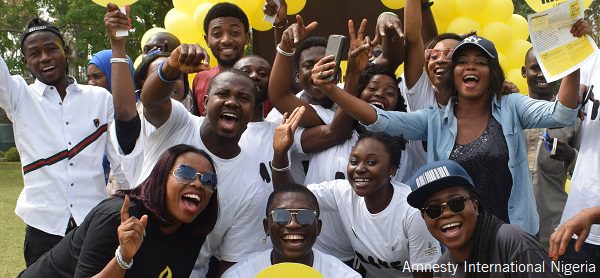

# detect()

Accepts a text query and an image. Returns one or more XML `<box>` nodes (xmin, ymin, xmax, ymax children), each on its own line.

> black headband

<box><xmin>19</xmin><ymin>19</ymin><xmax>65</xmax><ymax>54</ymax></box>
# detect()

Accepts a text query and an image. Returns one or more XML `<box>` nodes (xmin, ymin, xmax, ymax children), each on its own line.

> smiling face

<box><xmin>165</xmin><ymin>152</ymin><xmax>215</xmax><ymax>229</ymax></box>
<box><xmin>204</xmin><ymin>17</ymin><xmax>249</xmax><ymax>68</ymax></box>
<box><xmin>264</xmin><ymin>191</ymin><xmax>321</xmax><ymax>264</ymax></box>
<box><xmin>422</xmin><ymin>186</ymin><xmax>478</xmax><ymax>257</ymax></box>
<box><xmin>297</xmin><ymin>46</ymin><xmax>331</xmax><ymax>106</ymax></box>
<box><xmin>233</xmin><ymin>56</ymin><xmax>271</xmax><ymax>104</ymax></box>
<box><xmin>23</xmin><ymin>31</ymin><xmax>67</xmax><ymax>86</ymax></box>
<box><xmin>86</xmin><ymin>64</ymin><xmax>108</xmax><ymax>90</ymax></box>
<box><xmin>359</xmin><ymin>74</ymin><xmax>398</xmax><ymax>111</ymax></box>
<box><xmin>452</xmin><ymin>47</ymin><xmax>491</xmax><ymax>101</ymax></box>
<box><xmin>203</xmin><ymin>71</ymin><xmax>255</xmax><ymax>138</ymax></box>
<box><xmin>347</xmin><ymin>138</ymin><xmax>397</xmax><ymax>198</ymax></box>
<box><xmin>426</xmin><ymin>39</ymin><xmax>460</xmax><ymax>89</ymax></box>
<box><xmin>522</xmin><ymin>50</ymin><xmax>557</xmax><ymax>99</ymax></box>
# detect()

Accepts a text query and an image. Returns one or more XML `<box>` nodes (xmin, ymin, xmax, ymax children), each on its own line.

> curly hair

<box><xmin>357</xmin><ymin>63</ymin><xmax>407</xmax><ymax>112</ymax></box>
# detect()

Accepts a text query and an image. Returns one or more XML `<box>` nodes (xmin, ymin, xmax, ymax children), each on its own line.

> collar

<box><xmin>31</xmin><ymin>76</ymin><xmax>77</xmax><ymax>97</ymax></box>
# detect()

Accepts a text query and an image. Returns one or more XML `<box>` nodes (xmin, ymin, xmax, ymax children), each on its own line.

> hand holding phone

<box><xmin>324</xmin><ymin>35</ymin><xmax>347</xmax><ymax>82</ymax></box>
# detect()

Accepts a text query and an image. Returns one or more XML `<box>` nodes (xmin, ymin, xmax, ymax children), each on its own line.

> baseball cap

<box><xmin>19</xmin><ymin>18</ymin><xmax>65</xmax><ymax>55</ymax></box>
<box><xmin>407</xmin><ymin>160</ymin><xmax>475</xmax><ymax>209</ymax></box>
<box><xmin>451</xmin><ymin>35</ymin><xmax>497</xmax><ymax>60</ymax></box>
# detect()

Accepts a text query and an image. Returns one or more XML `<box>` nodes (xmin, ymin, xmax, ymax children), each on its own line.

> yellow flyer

<box><xmin>527</xmin><ymin>0</ymin><xmax>598</xmax><ymax>82</ymax></box>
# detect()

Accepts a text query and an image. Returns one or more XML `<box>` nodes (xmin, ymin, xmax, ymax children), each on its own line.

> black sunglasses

<box><xmin>172</xmin><ymin>164</ymin><xmax>218</xmax><ymax>193</ymax></box>
<box><xmin>421</xmin><ymin>196</ymin><xmax>472</xmax><ymax>219</ymax></box>
<box><xmin>269</xmin><ymin>209</ymin><xmax>318</xmax><ymax>226</ymax></box>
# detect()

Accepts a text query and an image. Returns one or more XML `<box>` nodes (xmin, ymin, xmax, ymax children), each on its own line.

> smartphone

<box><xmin>324</xmin><ymin>34</ymin><xmax>347</xmax><ymax>82</ymax></box>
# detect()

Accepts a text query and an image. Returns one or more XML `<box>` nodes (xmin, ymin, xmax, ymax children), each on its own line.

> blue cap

<box><xmin>407</xmin><ymin>160</ymin><xmax>475</xmax><ymax>208</ymax></box>
<box><xmin>451</xmin><ymin>35</ymin><xmax>497</xmax><ymax>59</ymax></box>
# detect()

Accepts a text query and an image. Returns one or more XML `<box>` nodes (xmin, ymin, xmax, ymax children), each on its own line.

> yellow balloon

<box><xmin>256</xmin><ymin>263</ymin><xmax>324</xmax><ymax>278</ymax></box>
<box><xmin>478</xmin><ymin>0</ymin><xmax>513</xmax><ymax>26</ymax></box>
<box><xmin>248</xmin><ymin>2</ymin><xmax>273</xmax><ymax>31</ymax></box>
<box><xmin>287</xmin><ymin>0</ymin><xmax>308</xmax><ymax>14</ymax></box>
<box><xmin>173</xmin><ymin>0</ymin><xmax>203</xmax><ymax>16</ymax></box>
<box><xmin>395</xmin><ymin>63</ymin><xmax>405</xmax><ymax>77</ymax></box>
<box><xmin>508</xmin><ymin>14</ymin><xmax>529</xmax><ymax>41</ymax></box>
<box><xmin>237</xmin><ymin>1</ymin><xmax>262</xmax><ymax>17</ymax></box>
<box><xmin>506</xmin><ymin>39</ymin><xmax>532</xmax><ymax>70</ymax></box>
<box><xmin>446</xmin><ymin>17</ymin><xmax>481</xmax><ymax>35</ymax></box>
<box><xmin>525</xmin><ymin>0</ymin><xmax>593</xmax><ymax>12</ymax></box>
<box><xmin>133</xmin><ymin>54</ymin><xmax>143</xmax><ymax>69</ymax></box>
<box><xmin>91</xmin><ymin>0</ymin><xmax>137</xmax><ymax>6</ymax></box>
<box><xmin>165</xmin><ymin>8</ymin><xmax>203</xmax><ymax>44</ymax></box>
<box><xmin>506</xmin><ymin>68</ymin><xmax>528</xmax><ymax>95</ymax></box>
<box><xmin>481</xmin><ymin>22</ymin><xmax>512</xmax><ymax>53</ymax></box>
<box><xmin>140</xmin><ymin>27</ymin><xmax>167</xmax><ymax>52</ymax></box>
<box><xmin>497</xmin><ymin>52</ymin><xmax>509</xmax><ymax>74</ymax></box>
<box><xmin>454</xmin><ymin>0</ymin><xmax>487</xmax><ymax>18</ymax></box>
<box><xmin>193</xmin><ymin>3</ymin><xmax>214</xmax><ymax>33</ymax></box>
<box><xmin>431</xmin><ymin>0</ymin><xmax>456</xmax><ymax>21</ymax></box>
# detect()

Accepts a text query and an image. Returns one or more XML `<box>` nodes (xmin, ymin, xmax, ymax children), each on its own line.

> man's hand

<box><xmin>166</xmin><ymin>44</ymin><xmax>211</xmax><ymax>74</ymax></box>
<box><xmin>104</xmin><ymin>3</ymin><xmax>131</xmax><ymax>43</ymax></box>
<box><xmin>273</xmin><ymin>106</ymin><xmax>304</xmax><ymax>154</ymax></box>
<box><xmin>347</xmin><ymin>19</ymin><xmax>372</xmax><ymax>76</ymax></box>
<box><xmin>279</xmin><ymin>15</ymin><xmax>318</xmax><ymax>52</ymax></box>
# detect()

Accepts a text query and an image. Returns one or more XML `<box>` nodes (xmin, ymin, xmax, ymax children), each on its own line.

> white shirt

<box><xmin>560</xmin><ymin>51</ymin><xmax>600</xmax><ymax>245</ymax></box>
<box><xmin>222</xmin><ymin>249</ymin><xmax>361</xmax><ymax>278</ymax></box>
<box><xmin>133</xmin><ymin>100</ymin><xmax>271</xmax><ymax>270</ymax></box>
<box><xmin>0</xmin><ymin>57</ymin><xmax>119</xmax><ymax>236</ymax></box>
<box><xmin>308</xmin><ymin>180</ymin><xmax>441</xmax><ymax>278</ymax></box>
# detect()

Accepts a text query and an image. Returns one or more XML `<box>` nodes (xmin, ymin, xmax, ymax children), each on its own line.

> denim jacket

<box><xmin>365</xmin><ymin>93</ymin><xmax>579</xmax><ymax>234</ymax></box>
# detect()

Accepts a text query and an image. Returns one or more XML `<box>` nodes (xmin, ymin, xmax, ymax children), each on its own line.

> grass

<box><xmin>0</xmin><ymin>162</ymin><xmax>25</xmax><ymax>277</ymax></box>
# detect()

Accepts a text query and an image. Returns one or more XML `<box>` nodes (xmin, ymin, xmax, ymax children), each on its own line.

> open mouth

<box><xmin>219</xmin><ymin>47</ymin><xmax>236</xmax><ymax>56</ymax></box>
<box><xmin>182</xmin><ymin>193</ymin><xmax>201</xmax><ymax>212</ymax></box>
<box><xmin>434</xmin><ymin>67</ymin><xmax>446</xmax><ymax>78</ymax></box>
<box><xmin>282</xmin><ymin>234</ymin><xmax>306</xmax><ymax>247</ymax></box>
<box><xmin>369</xmin><ymin>100</ymin><xmax>385</xmax><ymax>110</ymax></box>
<box><xmin>219</xmin><ymin>112</ymin><xmax>239</xmax><ymax>130</ymax></box>
<box><xmin>42</xmin><ymin>66</ymin><xmax>56</xmax><ymax>73</ymax></box>
<box><xmin>535</xmin><ymin>80</ymin><xmax>549</xmax><ymax>88</ymax></box>
<box><xmin>440</xmin><ymin>222</ymin><xmax>462</xmax><ymax>237</ymax></box>
<box><xmin>462</xmin><ymin>75</ymin><xmax>479</xmax><ymax>88</ymax></box>
<box><xmin>353</xmin><ymin>178</ymin><xmax>372</xmax><ymax>187</ymax></box>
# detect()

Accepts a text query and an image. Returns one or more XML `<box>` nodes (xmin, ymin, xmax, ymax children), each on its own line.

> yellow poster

<box><xmin>525</xmin><ymin>0</ymin><xmax>593</xmax><ymax>12</ymax></box>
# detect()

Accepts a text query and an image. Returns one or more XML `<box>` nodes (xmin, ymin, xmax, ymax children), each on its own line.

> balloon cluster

<box><xmin>381</xmin><ymin>0</ymin><xmax>532</xmax><ymax>93</ymax></box>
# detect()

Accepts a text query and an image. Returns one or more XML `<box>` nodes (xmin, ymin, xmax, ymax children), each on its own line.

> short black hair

<box><xmin>206</xmin><ymin>68</ymin><xmax>258</xmax><ymax>97</ymax></box>
<box><xmin>134</xmin><ymin>51</ymin><xmax>190</xmax><ymax>96</ymax></box>
<box><xmin>424</xmin><ymin>31</ymin><xmax>476</xmax><ymax>50</ymax></box>
<box><xmin>357</xmin><ymin>63</ymin><xmax>407</xmax><ymax>112</ymax></box>
<box><xmin>293</xmin><ymin>37</ymin><xmax>327</xmax><ymax>71</ymax></box>
<box><xmin>19</xmin><ymin>17</ymin><xmax>66</xmax><ymax>55</ymax></box>
<box><xmin>266</xmin><ymin>184</ymin><xmax>320</xmax><ymax>216</ymax></box>
<box><xmin>203</xmin><ymin>2</ymin><xmax>249</xmax><ymax>34</ymax></box>
<box><xmin>356</xmin><ymin>132</ymin><xmax>406</xmax><ymax>168</ymax></box>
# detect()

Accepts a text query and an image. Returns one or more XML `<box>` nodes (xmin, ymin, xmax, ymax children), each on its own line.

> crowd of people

<box><xmin>1</xmin><ymin>0</ymin><xmax>599</xmax><ymax>277</ymax></box>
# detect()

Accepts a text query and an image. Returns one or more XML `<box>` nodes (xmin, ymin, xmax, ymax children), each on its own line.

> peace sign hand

<box><xmin>347</xmin><ymin>19</ymin><xmax>372</xmax><ymax>75</ymax></box>
<box><xmin>273</xmin><ymin>106</ymin><xmax>305</xmax><ymax>154</ymax></box>
<box><xmin>279</xmin><ymin>15</ymin><xmax>318</xmax><ymax>54</ymax></box>
<box><xmin>117</xmin><ymin>196</ymin><xmax>148</xmax><ymax>263</ymax></box>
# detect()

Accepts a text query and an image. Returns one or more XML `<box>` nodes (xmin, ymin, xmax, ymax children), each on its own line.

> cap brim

<box><xmin>407</xmin><ymin>176</ymin><xmax>474</xmax><ymax>208</ymax></box>
<box><xmin>452</xmin><ymin>43</ymin><xmax>496</xmax><ymax>59</ymax></box>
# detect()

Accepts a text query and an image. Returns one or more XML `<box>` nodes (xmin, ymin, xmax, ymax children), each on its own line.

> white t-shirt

<box><xmin>222</xmin><ymin>249</ymin><xmax>361</xmax><ymax>278</ymax></box>
<box><xmin>402</xmin><ymin>71</ymin><xmax>437</xmax><ymax>112</ymax></box>
<box><xmin>308</xmin><ymin>180</ymin><xmax>441</xmax><ymax>278</ymax></box>
<box><xmin>560</xmin><ymin>51</ymin><xmax>600</xmax><ymax>245</ymax></box>
<box><xmin>134</xmin><ymin>100</ymin><xmax>271</xmax><ymax>269</ymax></box>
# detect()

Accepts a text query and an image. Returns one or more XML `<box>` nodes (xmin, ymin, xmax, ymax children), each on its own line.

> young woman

<box><xmin>406</xmin><ymin>160</ymin><xmax>561</xmax><ymax>277</ymax></box>
<box><xmin>310</xmin><ymin>34</ymin><xmax>582</xmax><ymax>235</ymax></box>
<box><xmin>19</xmin><ymin>144</ymin><xmax>219</xmax><ymax>277</ymax></box>
<box><xmin>223</xmin><ymin>185</ymin><xmax>361</xmax><ymax>277</ymax></box>
<box><xmin>271</xmin><ymin>107</ymin><xmax>440</xmax><ymax>278</ymax></box>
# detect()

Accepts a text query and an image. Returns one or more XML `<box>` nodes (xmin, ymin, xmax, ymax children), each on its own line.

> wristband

<box><xmin>377</xmin><ymin>12</ymin><xmax>398</xmax><ymax>21</ymax></box>
<box><xmin>110</xmin><ymin>58</ymin><xmax>129</xmax><ymax>64</ymax></box>
<box><xmin>276</xmin><ymin>45</ymin><xmax>294</xmax><ymax>57</ymax></box>
<box><xmin>273</xmin><ymin>19</ymin><xmax>289</xmax><ymax>29</ymax></box>
<box><xmin>157</xmin><ymin>60</ymin><xmax>179</xmax><ymax>83</ymax></box>
<box><xmin>422</xmin><ymin>1</ymin><xmax>434</xmax><ymax>11</ymax></box>
<box><xmin>270</xmin><ymin>160</ymin><xmax>291</xmax><ymax>172</ymax></box>
<box><xmin>115</xmin><ymin>245</ymin><xmax>133</xmax><ymax>269</ymax></box>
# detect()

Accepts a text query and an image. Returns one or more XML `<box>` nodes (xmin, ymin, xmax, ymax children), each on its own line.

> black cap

<box><xmin>451</xmin><ymin>35</ymin><xmax>497</xmax><ymax>60</ymax></box>
<box><xmin>19</xmin><ymin>18</ymin><xmax>65</xmax><ymax>54</ymax></box>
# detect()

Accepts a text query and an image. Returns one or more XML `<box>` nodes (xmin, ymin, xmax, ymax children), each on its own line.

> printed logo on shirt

<box><xmin>424</xmin><ymin>242</ymin><xmax>439</xmax><ymax>256</ymax></box>
<box><xmin>159</xmin><ymin>266</ymin><xmax>172</xmax><ymax>278</ymax></box>
<box><xmin>93</xmin><ymin>118</ymin><xmax>99</xmax><ymax>127</ymax></box>
<box><xmin>355</xmin><ymin>251</ymin><xmax>404</xmax><ymax>270</ymax></box>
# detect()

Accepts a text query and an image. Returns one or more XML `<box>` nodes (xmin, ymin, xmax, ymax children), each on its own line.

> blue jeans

<box><xmin>558</xmin><ymin>238</ymin><xmax>600</xmax><ymax>277</ymax></box>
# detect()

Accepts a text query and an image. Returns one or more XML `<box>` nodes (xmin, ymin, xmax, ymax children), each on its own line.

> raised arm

<box><xmin>403</xmin><ymin>0</ymin><xmax>425</xmax><ymax>90</ymax></box>
<box><xmin>141</xmin><ymin>44</ymin><xmax>210</xmax><ymax>128</ymax></box>
<box><xmin>556</xmin><ymin>19</ymin><xmax>590</xmax><ymax>109</ymax></box>
<box><xmin>272</xmin><ymin>106</ymin><xmax>305</xmax><ymax>189</ymax></box>
<box><xmin>371</xmin><ymin>12</ymin><xmax>405</xmax><ymax>71</ymax></box>
<box><xmin>263</xmin><ymin>0</ymin><xmax>288</xmax><ymax>47</ymax></box>
<box><xmin>268</xmin><ymin>15</ymin><xmax>324</xmax><ymax>127</ymax></box>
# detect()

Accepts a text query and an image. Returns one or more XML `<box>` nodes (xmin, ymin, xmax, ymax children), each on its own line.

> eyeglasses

<box><xmin>269</xmin><ymin>209</ymin><xmax>318</xmax><ymax>226</ymax></box>
<box><xmin>172</xmin><ymin>164</ymin><xmax>218</xmax><ymax>193</ymax></box>
<box><xmin>421</xmin><ymin>196</ymin><xmax>472</xmax><ymax>219</ymax></box>
<box><xmin>425</xmin><ymin>48</ymin><xmax>453</xmax><ymax>62</ymax></box>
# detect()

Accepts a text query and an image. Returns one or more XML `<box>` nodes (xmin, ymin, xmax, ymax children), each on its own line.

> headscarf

<box><xmin>88</xmin><ymin>49</ymin><xmax>134</xmax><ymax>93</ymax></box>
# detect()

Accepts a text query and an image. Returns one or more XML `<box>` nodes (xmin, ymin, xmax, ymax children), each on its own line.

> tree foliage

<box><xmin>0</xmin><ymin>0</ymin><xmax>173</xmax><ymax>82</ymax></box>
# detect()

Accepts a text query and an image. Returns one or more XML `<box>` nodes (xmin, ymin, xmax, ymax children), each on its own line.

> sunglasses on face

<box><xmin>421</xmin><ymin>196</ymin><xmax>472</xmax><ymax>219</ymax></box>
<box><xmin>269</xmin><ymin>209</ymin><xmax>318</xmax><ymax>226</ymax></box>
<box><xmin>425</xmin><ymin>48</ymin><xmax>453</xmax><ymax>62</ymax></box>
<box><xmin>172</xmin><ymin>164</ymin><xmax>218</xmax><ymax>193</ymax></box>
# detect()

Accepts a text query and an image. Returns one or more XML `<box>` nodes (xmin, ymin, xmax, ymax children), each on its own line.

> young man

<box><xmin>0</xmin><ymin>18</ymin><xmax>121</xmax><ymax>266</ymax></box>
<box><xmin>192</xmin><ymin>2</ymin><xmax>249</xmax><ymax>116</ymax></box>
<box><xmin>522</xmin><ymin>47</ymin><xmax>581</xmax><ymax>249</ymax></box>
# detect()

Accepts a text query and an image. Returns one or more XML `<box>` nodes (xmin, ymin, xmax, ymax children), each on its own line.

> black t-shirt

<box><xmin>20</xmin><ymin>196</ymin><xmax>206</xmax><ymax>278</ymax></box>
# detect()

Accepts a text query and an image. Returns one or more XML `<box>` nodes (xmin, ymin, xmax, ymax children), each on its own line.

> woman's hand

<box><xmin>263</xmin><ymin>0</ymin><xmax>288</xmax><ymax>28</ymax></box>
<box><xmin>279</xmin><ymin>15</ymin><xmax>318</xmax><ymax>53</ymax></box>
<box><xmin>310</xmin><ymin>55</ymin><xmax>338</xmax><ymax>92</ymax></box>
<box><xmin>166</xmin><ymin>44</ymin><xmax>211</xmax><ymax>74</ymax></box>
<box><xmin>273</xmin><ymin>106</ymin><xmax>305</xmax><ymax>154</ymax></box>
<box><xmin>347</xmin><ymin>19</ymin><xmax>372</xmax><ymax>76</ymax></box>
<box><xmin>117</xmin><ymin>196</ymin><xmax>148</xmax><ymax>263</ymax></box>
<box><xmin>372</xmin><ymin>12</ymin><xmax>404</xmax><ymax>47</ymax></box>
<box><xmin>104</xmin><ymin>3</ymin><xmax>131</xmax><ymax>43</ymax></box>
